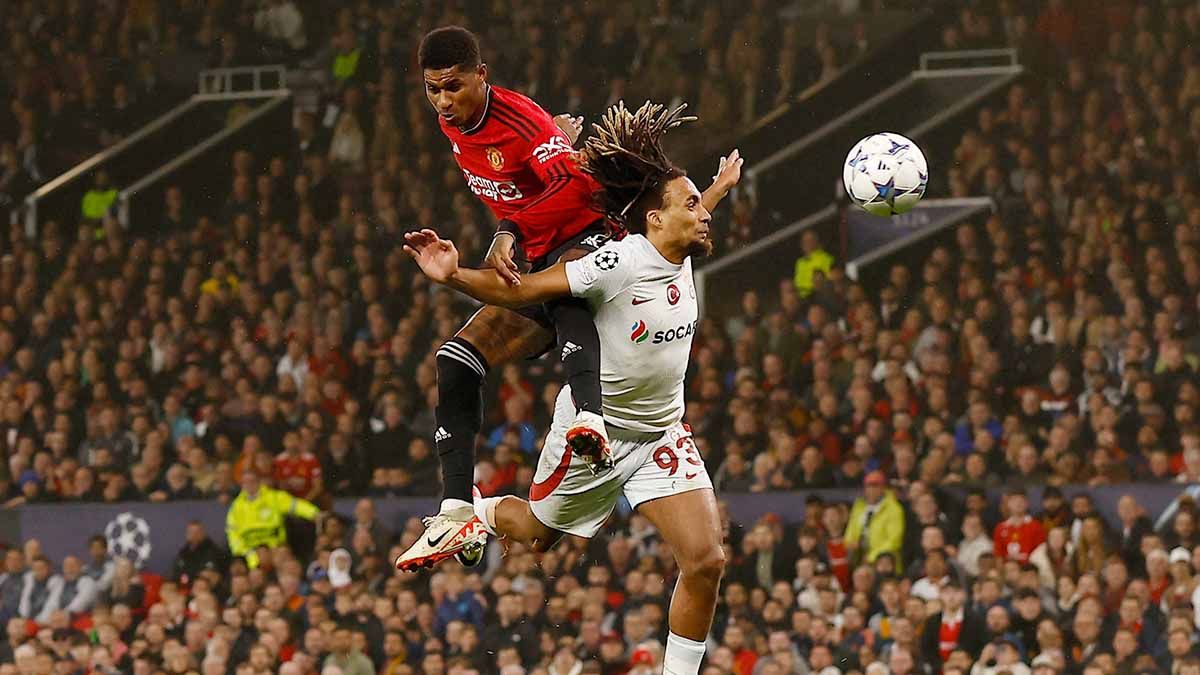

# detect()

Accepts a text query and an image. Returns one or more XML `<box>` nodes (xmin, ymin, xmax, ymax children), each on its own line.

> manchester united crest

<box><xmin>486</xmin><ymin>146</ymin><xmax>504</xmax><ymax>170</ymax></box>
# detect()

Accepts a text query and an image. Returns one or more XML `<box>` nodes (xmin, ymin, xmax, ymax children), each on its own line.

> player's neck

<box><xmin>645</xmin><ymin>232</ymin><xmax>686</xmax><ymax>265</ymax></box>
<box><xmin>458</xmin><ymin>85</ymin><xmax>491</xmax><ymax>132</ymax></box>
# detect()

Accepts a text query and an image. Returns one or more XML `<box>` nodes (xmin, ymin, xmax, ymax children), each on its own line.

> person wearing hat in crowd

<box><xmin>845</xmin><ymin>471</ymin><xmax>906</xmax><ymax>571</ymax></box>
<box><xmin>327</xmin><ymin>549</ymin><xmax>353</xmax><ymax>590</ymax></box>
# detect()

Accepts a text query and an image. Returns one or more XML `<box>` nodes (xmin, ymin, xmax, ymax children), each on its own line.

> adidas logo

<box><xmin>561</xmin><ymin>341</ymin><xmax>582</xmax><ymax>359</ymax></box>
<box><xmin>434</xmin><ymin>427</ymin><xmax>451</xmax><ymax>442</ymax></box>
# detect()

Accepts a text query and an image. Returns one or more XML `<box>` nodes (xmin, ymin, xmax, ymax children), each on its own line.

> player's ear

<box><xmin>645</xmin><ymin>209</ymin><xmax>662</xmax><ymax>231</ymax></box>
<box><xmin>476</xmin><ymin>63</ymin><xmax>488</xmax><ymax>82</ymax></box>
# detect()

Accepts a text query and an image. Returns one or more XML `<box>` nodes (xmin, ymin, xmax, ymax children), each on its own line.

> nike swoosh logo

<box><xmin>685</xmin><ymin>472</ymin><xmax>699</xmax><ymax>480</ymax></box>
<box><xmin>631</xmin><ymin>298</ymin><xmax>653</xmax><ymax>305</ymax></box>
<box><xmin>427</xmin><ymin>530</ymin><xmax>449</xmax><ymax>547</ymax></box>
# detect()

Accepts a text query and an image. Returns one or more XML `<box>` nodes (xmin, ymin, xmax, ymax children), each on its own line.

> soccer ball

<box><xmin>105</xmin><ymin>512</ymin><xmax>153</xmax><ymax>569</ymax></box>
<box><xmin>843</xmin><ymin>132</ymin><xmax>928</xmax><ymax>216</ymax></box>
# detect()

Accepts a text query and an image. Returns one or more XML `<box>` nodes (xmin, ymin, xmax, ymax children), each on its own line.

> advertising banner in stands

<box><xmin>10</xmin><ymin>486</ymin><xmax>1193</xmax><ymax>574</ymax></box>
<box><xmin>845</xmin><ymin>198</ymin><xmax>987</xmax><ymax>261</ymax></box>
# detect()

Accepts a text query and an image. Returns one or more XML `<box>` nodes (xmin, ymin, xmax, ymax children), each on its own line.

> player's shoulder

<box><xmin>588</xmin><ymin>235</ymin><xmax>648</xmax><ymax>272</ymax></box>
<box><xmin>491</xmin><ymin>86</ymin><xmax>556</xmax><ymax>133</ymax></box>
<box><xmin>591</xmin><ymin>234</ymin><xmax>639</xmax><ymax>258</ymax></box>
<box><xmin>491</xmin><ymin>86</ymin><xmax>551</xmax><ymax>119</ymax></box>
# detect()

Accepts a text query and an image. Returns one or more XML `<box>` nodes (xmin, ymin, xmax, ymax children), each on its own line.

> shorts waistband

<box><xmin>606</xmin><ymin>426</ymin><xmax>667</xmax><ymax>444</ymax></box>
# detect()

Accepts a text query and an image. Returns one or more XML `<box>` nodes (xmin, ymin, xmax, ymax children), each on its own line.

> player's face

<box><xmin>423</xmin><ymin>64</ymin><xmax>488</xmax><ymax>128</ymax></box>
<box><xmin>651</xmin><ymin>177</ymin><xmax>711</xmax><ymax>258</ymax></box>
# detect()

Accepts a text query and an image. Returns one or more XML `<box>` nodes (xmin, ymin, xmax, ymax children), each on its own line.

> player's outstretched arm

<box><xmin>701</xmin><ymin>148</ymin><xmax>744</xmax><ymax>213</ymax></box>
<box><xmin>404</xmin><ymin>229</ymin><xmax>571</xmax><ymax>309</ymax></box>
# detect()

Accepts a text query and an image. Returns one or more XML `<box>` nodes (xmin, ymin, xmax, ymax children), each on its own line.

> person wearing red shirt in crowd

<box><xmin>822</xmin><ymin>505</ymin><xmax>851</xmax><ymax>592</ymax></box>
<box><xmin>1146</xmin><ymin>547</ymin><xmax>1171</xmax><ymax>605</ymax></box>
<box><xmin>273</xmin><ymin>431</ymin><xmax>322</xmax><ymax>502</ymax></box>
<box><xmin>307</xmin><ymin>335</ymin><xmax>349</xmax><ymax>383</ymax></box>
<box><xmin>993</xmin><ymin>488</ymin><xmax>1047</xmax><ymax>563</ymax></box>
<box><xmin>921</xmin><ymin>580</ymin><xmax>985</xmax><ymax>665</ymax></box>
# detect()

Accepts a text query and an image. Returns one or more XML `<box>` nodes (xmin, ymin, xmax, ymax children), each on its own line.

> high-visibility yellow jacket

<box><xmin>844</xmin><ymin>490</ymin><xmax>906</xmax><ymax>572</ymax></box>
<box><xmin>81</xmin><ymin>188</ymin><xmax>117</xmax><ymax>220</ymax></box>
<box><xmin>793</xmin><ymin>249</ymin><xmax>834</xmax><ymax>297</ymax></box>
<box><xmin>333</xmin><ymin>48</ymin><xmax>360</xmax><ymax>82</ymax></box>
<box><xmin>226</xmin><ymin>486</ymin><xmax>318</xmax><ymax>568</ymax></box>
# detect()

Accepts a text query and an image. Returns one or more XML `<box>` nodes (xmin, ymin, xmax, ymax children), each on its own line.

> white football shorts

<box><xmin>528</xmin><ymin>388</ymin><xmax>713</xmax><ymax>538</ymax></box>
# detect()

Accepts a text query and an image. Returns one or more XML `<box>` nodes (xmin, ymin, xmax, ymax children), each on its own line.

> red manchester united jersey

<box><xmin>439</xmin><ymin>85</ymin><xmax>600</xmax><ymax>260</ymax></box>
<box><xmin>993</xmin><ymin>515</ymin><xmax>1047</xmax><ymax>563</ymax></box>
<box><xmin>274</xmin><ymin>452</ymin><xmax>321</xmax><ymax>498</ymax></box>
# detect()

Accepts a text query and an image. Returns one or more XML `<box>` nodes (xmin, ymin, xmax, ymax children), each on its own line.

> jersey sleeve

<box><xmin>565</xmin><ymin>241</ymin><xmax>636</xmax><ymax>302</ymax></box>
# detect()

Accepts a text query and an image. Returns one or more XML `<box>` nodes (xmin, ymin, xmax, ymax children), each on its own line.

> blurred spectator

<box><xmin>172</xmin><ymin>521</ymin><xmax>229</xmax><ymax>586</ymax></box>
<box><xmin>845</xmin><ymin>471</ymin><xmax>905</xmax><ymax>570</ymax></box>
<box><xmin>80</xmin><ymin>171</ymin><xmax>117</xmax><ymax>222</ymax></box>
<box><xmin>793</xmin><ymin>230</ymin><xmax>835</xmax><ymax>298</ymax></box>
<box><xmin>17</xmin><ymin>556</ymin><xmax>61</xmax><ymax>624</ymax></box>
<box><xmin>225</xmin><ymin>470</ymin><xmax>319</xmax><ymax>569</ymax></box>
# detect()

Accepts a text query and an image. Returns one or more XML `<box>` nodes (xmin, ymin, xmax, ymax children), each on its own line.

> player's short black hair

<box><xmin>418</xmin><ymin>26</ymin><xmax>481</xmax><ymax>71</ymax></box>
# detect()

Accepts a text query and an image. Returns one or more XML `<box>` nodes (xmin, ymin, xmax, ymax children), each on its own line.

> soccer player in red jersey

<box><xmin>395</xmin><ymin>26</ymin><xmax>616</xmax><ymax>570</ymax></box>
<box><xmin>993</xmin><ymin>488</ymin><xmax>1047</xmax><ymax>563</ymax></box>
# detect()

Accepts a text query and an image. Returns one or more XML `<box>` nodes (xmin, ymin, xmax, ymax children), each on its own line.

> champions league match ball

<box><xmin>843</xmin><ymin>132</ymin><xmax>928</xmax><ymax>217</ymax></box>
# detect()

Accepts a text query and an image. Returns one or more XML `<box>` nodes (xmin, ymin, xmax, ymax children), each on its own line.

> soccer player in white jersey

<box><xmin>404</xmin><ymin>102</ymin><xmax>743</xmax><ymax>675</ymax></box>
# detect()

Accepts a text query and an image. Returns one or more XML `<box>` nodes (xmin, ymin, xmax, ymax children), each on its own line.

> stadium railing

<box><xmin>116</xmin><ymin>67</ymin><xmax>292</xmax><ymax>230</ymax></box>
<box><xmin>18</xmin><ymin>66</ymin><xmax>289</xmax><ymax>238</ymax></box>
<box><xmin>696</xmin><ymin>49</ymin><xmax>1021</xmax><ymax>316</ymax></box>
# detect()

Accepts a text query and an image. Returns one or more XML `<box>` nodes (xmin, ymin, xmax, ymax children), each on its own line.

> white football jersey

<box><xmin>565</xmin><ymin>234</ymin><xmax>698</xmax><ymax>432</ymax></box>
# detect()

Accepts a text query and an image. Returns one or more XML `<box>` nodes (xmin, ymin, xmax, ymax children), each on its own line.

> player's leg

<box><xmin>395</xmin><ymin>305</ymin><xmax>552</xmax><ymax>571</ymax></box>
<box><xmin>474</xmin><ymin>384</ymin><xmax>627</xmax><ymax>554</ymax></box>
<box><xmin>435</xmin><ymin>305</ymin><xmax>552</xmax><ymax>505</ymax></box>
<box><xmin>473</xmin><ymin>494</ymin><xmax>564</xmax><ymax>553</ymax></box>
<box><xmin>539</xmin><ymin>230</ymin><xmax>611</xmax><ymax>468</ymax></box>
<box><xmin>636</xmin><ymin>488</ymin><xmax>725</xmax><ymax>675</ymax></box>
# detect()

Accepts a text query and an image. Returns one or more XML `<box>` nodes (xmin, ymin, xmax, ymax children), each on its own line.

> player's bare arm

<box><xmin>405</xmin><ymin>229</ymin><xmax>570</xmax><ymax>308</ymax></box>
<box><xmin>700</xmin><ymin>148</ymin><xmax>743</xmax><ymax>213</ymax></box>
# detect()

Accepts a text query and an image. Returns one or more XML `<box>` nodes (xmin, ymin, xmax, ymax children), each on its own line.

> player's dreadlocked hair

<box><xmin>419</xmin><ymin>26</ymin><xmax>481</xmax><ymax>71</ymax></box>
<box><xmin>579</xmin><ymin>101</ymin><xmax>696</xmax><ymax>234</ymax></box>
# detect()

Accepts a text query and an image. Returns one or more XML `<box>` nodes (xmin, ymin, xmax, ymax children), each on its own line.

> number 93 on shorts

<box><xmin>528</xmin><ymin>419</ymin><xmax>713</xmax><ymax>539</ymax></box>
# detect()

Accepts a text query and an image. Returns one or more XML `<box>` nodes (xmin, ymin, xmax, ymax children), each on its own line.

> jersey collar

<box><xmin>459</xmin><ymin>85</ymin><xmax>492</xmax><ymax>135</ymax></box>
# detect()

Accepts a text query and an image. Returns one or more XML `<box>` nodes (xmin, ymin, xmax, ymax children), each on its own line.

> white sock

<box><xmin>440</xmin><ymin>498</ymin><xmax>472</xmax><ymax>514</ymax></box>
<box><xmin>473</xmin><ymin>496</ymin><xmax>506</xmax><ymax>536</ymax></box>
<box><xmin>664</xmin><ymin>631</ymin><xmax>706</xmax><ymax>675</ymax></box>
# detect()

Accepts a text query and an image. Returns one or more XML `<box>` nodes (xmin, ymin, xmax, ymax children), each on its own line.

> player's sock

<box><xmin>434</xmin><ymin>337</ymin><xmax>489</xmax><ymax>505</ymax></box>
<box><xmin>440</xmin><ymin>498</ymin><xmax>472</xmax><ymax>515</ymax></box>
<box><xmin>664</xmin><ymin>631</ymin><xmax>706</xmax><ymax>675</ymax></box>
<box><xmin>473</xmin><ymin>495</ymin><xmax>505</xmax><ymax>536</ymax></box>
<box><xmin>548</xmin><ymin>297</ymin><xmax>603</xmax><ymax>415</ymax></box>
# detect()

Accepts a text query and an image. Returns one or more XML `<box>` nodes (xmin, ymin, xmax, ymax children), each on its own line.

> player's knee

<box><xmin>682</xmin><ymin>544</ymin><xmax>726</xmax><ymax>585</ymax></box>
<box><xmin>436</xmin><ymin>337</ymin><xmax>489</xmax><ymax>389</ymax></box>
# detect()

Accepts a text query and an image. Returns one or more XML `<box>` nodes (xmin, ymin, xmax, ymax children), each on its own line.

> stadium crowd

<box><xmin>0</xmin><ymin>0</ymin><xmax>875</xmax><ymax>223</ymax></box>
<box><xmin>1</xmin><ymin>0</ymin><xmax>1200</xmax><ymax>674</ymax></box>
